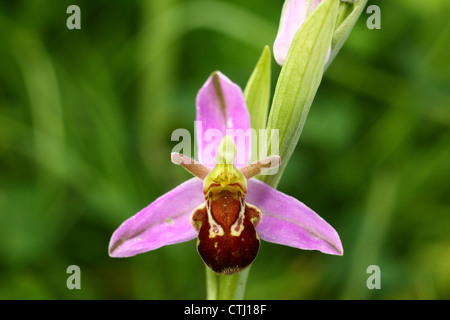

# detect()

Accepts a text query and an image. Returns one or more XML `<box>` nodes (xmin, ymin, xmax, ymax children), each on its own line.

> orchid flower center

<box><xmin>203</xmin><ymin>135</ymin><xmax>247</xmax><ymax>195</ymax></box>
<box><xmin>170</xmin><ymin>136</ymin><xmax>281</xmax><ymax>275</ymax></box>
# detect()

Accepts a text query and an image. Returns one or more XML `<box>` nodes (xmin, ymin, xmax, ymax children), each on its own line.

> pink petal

<box><xmin>109</xmin><ymin>177</ymin><xmax>204</xmax><ymax>257</ymax></box>
<box><xmin>247</xmin><ymin>179</ymin><xmax>343</xmax><ymax>255</ymax></box>
<box><xmin>196</xmin><ymin>71</ymin><xmax>251</xmax><ymax>168</ymax></box>
<box><xmin>273</xmin><ymin>0</ymin><xmax>323</xmax><ymax>66</ymax></box>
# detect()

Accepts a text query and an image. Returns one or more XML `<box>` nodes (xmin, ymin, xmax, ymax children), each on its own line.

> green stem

<box><xmin>206</xmin><ymin>266</ymin><xmax>218</xmax><ymax>300</ymax></box>
<box><xmin>206</xmin><ymin>267</ymin><xmax>250</xmax><ymax>300</ymax></box>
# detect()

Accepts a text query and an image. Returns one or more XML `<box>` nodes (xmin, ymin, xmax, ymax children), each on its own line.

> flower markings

<box><xmin>108</xmin><ymin>72</ymin><xmax>343</xmax><ymax>275</ymax></box>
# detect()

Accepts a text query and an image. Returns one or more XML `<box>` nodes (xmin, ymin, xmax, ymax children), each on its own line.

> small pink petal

<box><xmin>273</xmin><ymin>0</ymin><xmax>326</xmax><ymax>66</ymax></box>
<box><xmin>109</xmin><ymin>177</ymin><xmax>204</xmax><ymax>257</ymax></box>
<box><xmin>196</xmin><ymin>71</ymin><xmax>251</xmax><ymax>167</ymax></box>
<box><xmin>247</xmin><ymin>179</ymin><xmax>343</xmax><ymax>255</ymax></box>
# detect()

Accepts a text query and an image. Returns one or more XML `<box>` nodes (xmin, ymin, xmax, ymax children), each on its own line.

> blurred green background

<box><xmin>0</xmin><ymin>0</ymin><xmax>449</xmax><ymax>299</ymax></box>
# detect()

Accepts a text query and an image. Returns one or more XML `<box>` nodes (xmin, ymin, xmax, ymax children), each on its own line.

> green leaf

<box><xmin>325</xmin><ymin>0</ymin><xmax>368</xmax><ymax>69</ymax></box>
<box><xmin>261</xmin><ymin>0</ymin><xmax>340</xmax><ymax>188</ymax></box>
<box><xmin>244</xmin><ymin>46</ymin><xmax>271</xmax><ymax>132</ymax></box>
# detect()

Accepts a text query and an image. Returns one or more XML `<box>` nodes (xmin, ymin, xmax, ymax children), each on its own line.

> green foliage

<box><xmin>262</xmin><ymin>0</ymin><xmax>339</xmax><ymax>188</ymax></box>
<box><xmin>0</xmin><ymin>0</ymin><xmax>449</xmax><ymax>299</ymax></box>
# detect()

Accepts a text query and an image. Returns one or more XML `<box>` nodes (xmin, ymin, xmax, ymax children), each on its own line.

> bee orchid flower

<box><xmin>108</xmin><ymin>72</ymin><xmax>343</xmax><ymax>275</ymax></box>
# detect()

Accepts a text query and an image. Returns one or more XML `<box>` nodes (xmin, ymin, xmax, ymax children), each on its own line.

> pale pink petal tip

<box><xmin>109</xmin><ymin>178</ymin><xmax>204</xmax><ymax>257</ymax></box>
<box><xmin>247</xmin><ymin>179</ymin><xmax>343</xmax><ymax>255</ymax></box>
